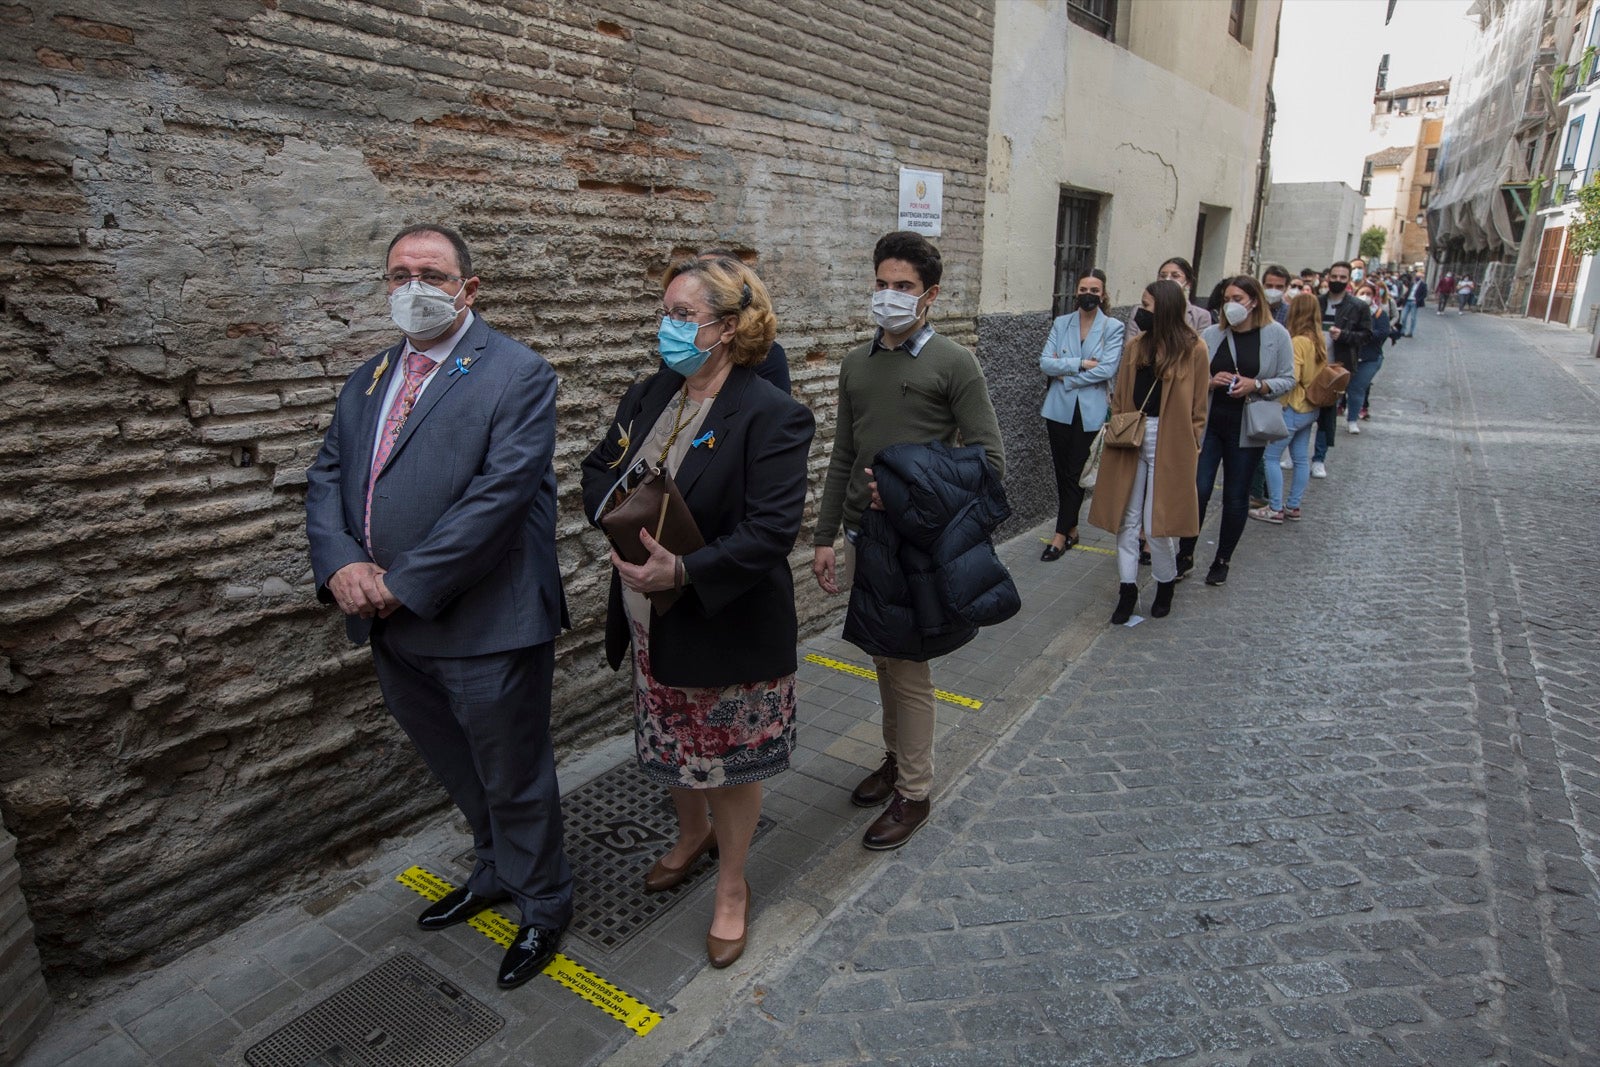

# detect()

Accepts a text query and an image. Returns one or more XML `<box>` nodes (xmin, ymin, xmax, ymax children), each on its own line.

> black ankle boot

<box><xmin>1110</xmin><ymin>583</ymin><xmax>1138</xmax><ymax>625</ymax></box>
<box><xmin>1150</xmin><ymin>580</ymin><xmax>1175</xmax><ymax>618</ymax></box>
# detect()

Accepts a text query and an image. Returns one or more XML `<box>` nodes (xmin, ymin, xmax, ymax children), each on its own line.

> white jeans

<box><xmin>1116</xmin><ymin>417</ymin><xmax>1178</xmax><ymax>583</ymax></box>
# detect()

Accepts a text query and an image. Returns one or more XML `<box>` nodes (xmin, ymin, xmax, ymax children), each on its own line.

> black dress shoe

<box><xmin>1041</xmin><ymin>543</ymin><xmax>1065</xmax><ymax>561</ymax></box>
<box><xmin>497</xmin><ymin>922</ymin><xmax>566</xmax><ymax>989</ymax></box>
<box><xmin>417</xmin><ymin>887</ymin><xmax>510</xmax><ymax>931</ymax></box>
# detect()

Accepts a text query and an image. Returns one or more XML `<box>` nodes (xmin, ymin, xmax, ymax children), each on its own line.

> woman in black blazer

<box><xmin>580</xmin><ymin>255</ymin><xmax>814</xmax><ymax>968</ymax></box>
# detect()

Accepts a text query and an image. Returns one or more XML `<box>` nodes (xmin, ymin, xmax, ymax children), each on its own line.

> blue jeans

<box><xmin>1401</xmin><ymin>300</ymin><xmax>1419</xmax><ymax>336</ymax></box>
<box><xmin>1346</xmin><ymin>358</ymin><xmax>1382</xmax><ymax>424</ymax></box>
<box><xmin>1263</xmin><ymin>408</ymin><xmax>1319</xmax><ymax>510</ymax></box>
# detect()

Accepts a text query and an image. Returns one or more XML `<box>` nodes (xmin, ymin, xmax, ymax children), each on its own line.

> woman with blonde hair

<box><xmin>1251</xmin><ymin>292</ymin><xmax>1326</xmax><ymax>523</ymax></box>
<box><xmin>1087</xmin><ymin>280</ymin><xmax>1210</xmax><ymax>623</ymax></box>
<box><xmin>580</xmin><ymin>255</ymin><xmax>814</xmax><ymax>967</ymax></box>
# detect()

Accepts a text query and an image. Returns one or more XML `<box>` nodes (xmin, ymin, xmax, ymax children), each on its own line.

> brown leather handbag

<box><xmin>1103</xmin><ymin>378</ymin><xmax>1160</xmax><ymax>449</ymax></box>
<box><xmin>1305</xmin><ymin>363</ymin><xmax>1350</xmax><ymax>408</ymax></box>
<box><xmin>598</xmin><ymin>459</ymin><xmax>705</xmax><ymax>613</ymax></box>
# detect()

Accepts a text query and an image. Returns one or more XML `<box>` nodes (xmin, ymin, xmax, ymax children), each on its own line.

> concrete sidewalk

<box><xmin>18</xmin><ymin>507</ymin><xmax>1129</xmax><ymax>1067</ymax></box>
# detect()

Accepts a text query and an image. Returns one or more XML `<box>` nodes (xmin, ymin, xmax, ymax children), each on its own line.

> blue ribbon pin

<box><xmin>448</xmin><ymin>356</ymin><xmax>473</xmax><ymax>376</ymax></box>
<box><xmin>691</xmin><ymin>430</ymin><xmax>716</xmax><ymax>450</ymax></box>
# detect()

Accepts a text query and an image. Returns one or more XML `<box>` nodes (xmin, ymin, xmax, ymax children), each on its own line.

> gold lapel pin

<box><xmin>364</xmin><ymin>353</ymin><xmax>391</xmax><ymax>396</ymax></box>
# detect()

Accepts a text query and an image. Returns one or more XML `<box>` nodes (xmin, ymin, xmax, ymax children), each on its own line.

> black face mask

<box><xmin>1133</xmin><ymin>307</ymin><xmax>1154</xmax><ymax>333</ymax></box>
<box><xmin>1076</xmin><ymin>293</ymin><xmax>1101</xmax><ymax>312</ymax></box>
<box><xmin>1327</xmin><ymin>280</ymin><xmax>1348</xmax><ymax>295</ymax></box>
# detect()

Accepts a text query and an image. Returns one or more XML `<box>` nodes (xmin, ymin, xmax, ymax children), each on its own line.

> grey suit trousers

<box><xmin>370</xmin><ymin>633</ymin><xmax>573</xmax><ymax>928</ymax></box>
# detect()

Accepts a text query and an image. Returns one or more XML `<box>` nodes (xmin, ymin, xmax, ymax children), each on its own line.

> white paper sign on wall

<box><xmin>898</xmin><ymin>167</ymin><xmax>943</xmax><ymax>237</ymax></box>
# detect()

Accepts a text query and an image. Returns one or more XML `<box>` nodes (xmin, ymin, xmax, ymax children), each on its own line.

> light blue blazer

<box><xmin>1039</xmin><ymin>310</ymin><xmax>1124</xmax><ymax>430</ymax></box>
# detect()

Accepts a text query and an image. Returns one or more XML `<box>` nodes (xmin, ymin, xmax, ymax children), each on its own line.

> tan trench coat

<box><xmin>1086</xmin><ymin>335</ymin><xmax>1211</xmax><ymax>539</ymax></box>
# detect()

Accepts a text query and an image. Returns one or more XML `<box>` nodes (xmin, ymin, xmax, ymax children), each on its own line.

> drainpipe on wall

<box><xmin>0</xmin><ymin>815</ymin><xmax>51</xmax><ymax>1066</ymax></box>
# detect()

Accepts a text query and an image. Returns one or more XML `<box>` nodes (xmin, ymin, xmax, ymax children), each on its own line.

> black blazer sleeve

<box><xmin>682</xmin><ymin>396</ymin><xmax>815</xmax><ymax>617</ymax></box>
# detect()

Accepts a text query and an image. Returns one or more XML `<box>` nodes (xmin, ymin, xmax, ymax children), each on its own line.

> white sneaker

<box><xmin>1347</xmin><ymin>422</ymin><xmax>1361</xmax><ymax>435</ymax></box>
<box><xmin>1280</xmin><ymin>454</ymin><xmax>1294</xmax><ymax>470</ymax></box>
<box><xmin>1311</xmin><ymin>461</ymin><xmax>1327</xmax><ymax>479</ymax></box>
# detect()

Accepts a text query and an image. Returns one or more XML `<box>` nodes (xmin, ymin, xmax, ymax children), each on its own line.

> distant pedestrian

<box><xmin>1344</xmin><ymin>282</ymin><xmax>1392</xmax><ymax>434</ymax></box>
<box><xmin>1457</xmin><ymin>275</ymin><xmax>1476</xmax><ymax>312</ymax></box>
<box><xmin>1087</xmin><ymin>280</ymin><xmax>1209</xmax><ymax>624</ymax></box>
<box><xmin>1262</xmin><ymin>264</ymin><xmax>1292</xmax><ymax>326</ymax></box>
<box><xmin>1252</xmin><ymin>292</ymin><xmax>1328</xmax><ymax>523</ymax></box>
<box><xmin>1400</xmin><ymin>273</ymin><xmax>1427</xmax><ymax>337</ymax></box>
<box><xmin>1310</xmin><ymin>262</ymin><xmax>1372</xmax><ymax>478</ymax></box>
<box><xmin>1436</xmin><ymin>272</ymin><xmax>1455</xmax><ymax>312</ymax></box>
<box><xmin>1177</xmin><ymin>276</ymin><xmax>1295</xmax><ymax>586</ymax></box>
<box><xmin>1039</xmin><ymin>267</ymin><xmax>1124</xmax><ymax>559</ymax></box>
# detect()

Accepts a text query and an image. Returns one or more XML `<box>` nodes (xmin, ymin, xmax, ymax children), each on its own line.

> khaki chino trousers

<box><xmin>841</xmin><ymin>537</ymin><xmax>937</xmax><ymax>802</ymax></box>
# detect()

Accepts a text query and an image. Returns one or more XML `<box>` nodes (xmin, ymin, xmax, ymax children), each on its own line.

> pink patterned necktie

<box><xmin>364</xmin><ymin>350</ymin><xmax>437</xmax><ymax>548</ymax></box>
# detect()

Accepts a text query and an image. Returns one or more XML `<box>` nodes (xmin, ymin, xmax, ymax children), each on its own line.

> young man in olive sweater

<box><xmin>812</xmin><ymin>230</ymin><xmax>1005</xmax><ymax>850</ymax></box>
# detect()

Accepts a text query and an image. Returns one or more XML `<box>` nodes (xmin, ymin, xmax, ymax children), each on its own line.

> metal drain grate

<box><xmin>452</xmin><ymin>760</ymin><xmax>771</xmax><ymax>954</ymax></box>
<box><xmin>244</xmin><ymin>954</ymin><xmax>501</xmax><ymax>1067</ymax></box>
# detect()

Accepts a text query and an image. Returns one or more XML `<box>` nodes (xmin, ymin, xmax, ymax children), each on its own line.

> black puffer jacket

<box><xmin>843</xmin><ymin>442</ymin><xmax>1020</xmax><ymax>662</ymax></box>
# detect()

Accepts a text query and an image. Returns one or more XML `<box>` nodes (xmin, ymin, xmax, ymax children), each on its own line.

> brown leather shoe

<box><xmin>643</xmin><ymin>828</ymin><xmax>718</xmax><ymax>893</ymax></box>
<box><xmin>706</xmin><ymin>879</ymin><xmax>750</xmax><ymax>969</ymax></box>
<box><xmin>850</xmin><ymin>752</ymin><xmax>898</xmax><ymax>808</ymax></box>
<box><xmin>862</xmin><ymin>792</ymin><xmax>930</xmax><ymax>851</ymax></box>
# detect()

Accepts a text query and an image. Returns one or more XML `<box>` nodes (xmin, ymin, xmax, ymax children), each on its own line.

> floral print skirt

<box><xmin>626</xmin><ymin>609</ymin><xmax>797</xmax><ymax>790</ymax></box>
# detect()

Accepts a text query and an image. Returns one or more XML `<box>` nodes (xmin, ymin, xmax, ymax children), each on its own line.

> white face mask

<box><xmin>389</xmin><ymin>279</ymin><xmax>464</xmax><ymax>341</ymax></box>
<box><xmin>1223</xmin><ymin>301</ymin><xmax>1251</xmax><ymax>327</ymax></box>
<box><xmin>1264</xmin><ymin>288</ymin><xmax>1284</xmax><ymax>305</ymax></box>
<box><xmin>870</xmin><ymin>288</ymin><xmax>924</xmax><ymax>333</ymax></box>
<box><xmin>1351</xmin><ymin>268</ymin><xmax>1365</xmax><ymax>282</ymax></box>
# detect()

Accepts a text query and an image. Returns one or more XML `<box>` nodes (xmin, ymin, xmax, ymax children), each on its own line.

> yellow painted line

<box><xmin>803</xmin><ymin>653</ymin><xmax>984</xmax><ymax>710</ymax></box>
<box><xmin>396</xmin><ymin>866</ymin><xmax>663</xmax><ymax>1037</ymax></box>
<box><xmin>1037</xmin><ymin>536</ymin><xmax>1116</xmax><ymax>556</ymax></box>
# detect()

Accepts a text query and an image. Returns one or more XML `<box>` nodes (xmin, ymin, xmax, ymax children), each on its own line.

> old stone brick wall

<box><xmin>0</xmin><ymin>1</ymin><xmax>995</xmax><ymax>983</ymax></box>
<box><xmin>0</xmin><ymin>817</ymin><xmax>51</xmax><ymax>1066</ymax></box>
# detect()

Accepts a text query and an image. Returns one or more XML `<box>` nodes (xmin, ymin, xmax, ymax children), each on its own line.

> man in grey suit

<box><xmin>305</xmin><ymin>223</ymin><xmax>573</xmax><ymax>990</ymax></box>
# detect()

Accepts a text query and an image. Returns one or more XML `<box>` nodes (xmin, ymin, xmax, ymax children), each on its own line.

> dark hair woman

<box><xmin>1156</xmin><ymin>256</ymin><xmax>1217</xmax><ymax>333</ymax></box>
<box><xmin>1176</xmin><ymin>275</ymin><xmax>1295</xmax><ymax>586</ymax></box>
<box><xmin>580</xmin><ymin>255</ymin><xmax>815</xmax><ymax>968</ymax></box>
<box><xmin>1038</xmin><ymin>267</ymin><xmax>1124</xmax><ymax>559</ymax></box>
<box><xmin>1086</xmin><ymin>280</ymin><xmax>1211</xmax><ymax>623</ymax></box>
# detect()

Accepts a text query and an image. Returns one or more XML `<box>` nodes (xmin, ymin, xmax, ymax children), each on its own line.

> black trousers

<box><xmin>371</xmin><ymin>635</ymin><xmax>573</xmax><ymax>928</ymax></box>
<box><xmin>1179</xmin><ymin>403</ymin><xmax>1264</xmax><ymax>565</ymax></box>
<box><xmin>1045</xmin><ymin>409</ymin><xmax>1095</xmax><ymax>536</ymax></box>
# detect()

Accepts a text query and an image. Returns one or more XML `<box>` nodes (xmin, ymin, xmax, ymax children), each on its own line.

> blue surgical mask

<box><xmin>657</xmin><ymin>316</ymin><xmax>721</xmax><ymax>376</ymax></box>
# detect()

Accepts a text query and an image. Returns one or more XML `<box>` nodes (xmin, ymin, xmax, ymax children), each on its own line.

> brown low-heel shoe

<box><xmin>706</xmin><ymin>880</ymin><xmax>750</xmax><ymax>969</ymax></box>
<box><xmin>863</xmin><ymin>792</ymin><xmax>930</xmax><ymax>851</ymax></box>
<box><xmin>643</xmin><ymin>829</ymin><xmax>719</xmax><ymax>893</ymax></box>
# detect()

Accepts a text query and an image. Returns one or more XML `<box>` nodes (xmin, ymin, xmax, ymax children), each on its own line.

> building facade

<box><xmin>977</xmin><ymin>0</ymin><xmax>1283</xmax><ymax>528</ymax></box>
<box><xmin>1528</xmin><ymin>0</ymin><xmax>1600</xmax><ymax>326</ymax></box>
<box><xmin>1362</xmin><ymin>79</ymin><xmax>1449</xmax><ymax>268</ymax></box>
<box><xmin>1257</xmin><ymin>181</ymin><xmax>1368</xmax><ymax>275</ymax></box>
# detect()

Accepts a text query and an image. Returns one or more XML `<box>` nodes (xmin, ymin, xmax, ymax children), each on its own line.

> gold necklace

<box><xmin>658</xmin><ymin>388</ymin><xmax>695</xmax><ymax>463</ymax></box>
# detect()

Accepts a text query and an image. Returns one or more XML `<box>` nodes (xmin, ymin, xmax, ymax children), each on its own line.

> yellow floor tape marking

<box><xmin>1036</xmin><ymin>536</ymin><xmax>1115</xmax><ymax>557</ymax></box>
<box><xmin>396</xmin><ymin>866</ymin><xmax>663</xmax><ymax>1037</ymax></box>
<box><xmin>803</xmin><ymin>653</ymin><xmax>984</xmax><ymax>710</ymax></box>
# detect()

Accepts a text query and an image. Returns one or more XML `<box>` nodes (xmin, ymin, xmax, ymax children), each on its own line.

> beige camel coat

<box><xmin>1086</xmin><ymin>335</ymin><xmax>1211</xmax><ymax>538</ymax></box>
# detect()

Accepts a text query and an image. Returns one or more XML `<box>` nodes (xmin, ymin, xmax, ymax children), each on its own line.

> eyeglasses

<box><xmin>656</xmin><ymin>305</ymin><xmax>713</xmax><ymax>324</ymax></box>
<box><xmin>384</xmin><ymin>270</ymin><xmax>461</xmax><ymax>287</ymax></box>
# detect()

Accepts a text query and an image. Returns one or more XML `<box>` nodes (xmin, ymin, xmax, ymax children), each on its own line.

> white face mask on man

<box><xmin>870</xmin><ymin>288</ymin><xmax>924</xmax><ymax>333</ymax></box>
<box><xmin>389</xmin><ymin>279</ymin><xmax>465</xmax><ymax>341</ymax></box>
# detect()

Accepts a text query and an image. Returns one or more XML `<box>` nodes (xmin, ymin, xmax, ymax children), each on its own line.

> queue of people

<box><xmin>307</xmin><ymin>222</ymin><xmax>1432</xmax><ymax>989</ymax></box>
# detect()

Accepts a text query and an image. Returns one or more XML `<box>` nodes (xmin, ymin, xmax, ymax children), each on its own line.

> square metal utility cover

<box><xmin>453</xmin><ymin>760</ymin><xmax>771</xmax><ymax>954</ymax></box>
<box><xmin>244</xmin><ymin>954</ymin><xmax>502</xmax><ymax>1067</ymax></box>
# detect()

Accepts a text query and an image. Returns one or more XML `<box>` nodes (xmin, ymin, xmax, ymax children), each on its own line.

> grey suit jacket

<box><xmin>304</xmin><ymin>314</ymin><xmax>567</xmax><ymax>656</ymax></box>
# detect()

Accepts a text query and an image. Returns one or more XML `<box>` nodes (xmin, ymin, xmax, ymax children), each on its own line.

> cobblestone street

<box><xmin>663</xmin><ymin>312</ymin><xmax>1600</xmax><ymax>1067</ymax></box>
